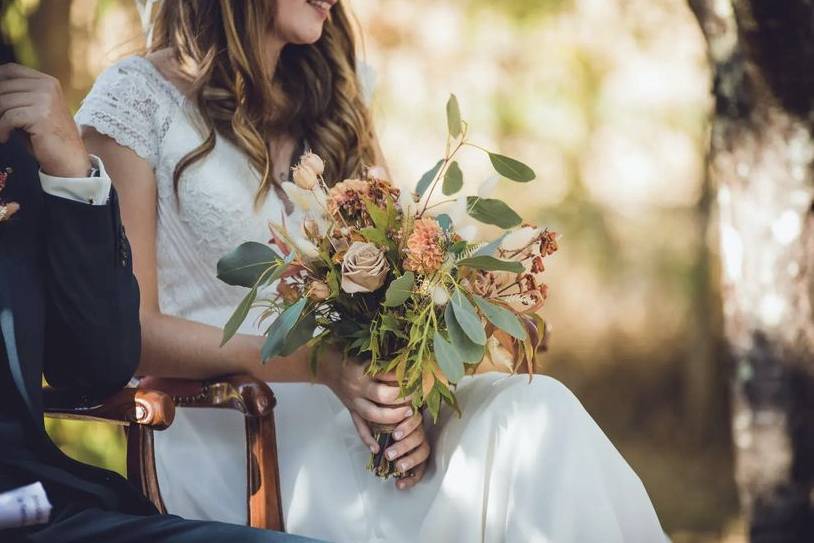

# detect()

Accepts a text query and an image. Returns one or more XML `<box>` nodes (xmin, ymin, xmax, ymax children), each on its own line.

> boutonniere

<box><xmin>0</xmin><ymin>167</ymin><xmax>19</xmax><ymax>223</ymax></box>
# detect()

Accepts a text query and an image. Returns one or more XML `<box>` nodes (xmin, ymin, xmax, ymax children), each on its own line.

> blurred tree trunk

<box><xmin>27</xmin><ymin>0</ymin><xmax>74</xmax><ymax>96</ymax></box>
<box><xmin>689</xmin><ymin>1</ymin><xmax>814</xmax><ymax>540</ymax></box>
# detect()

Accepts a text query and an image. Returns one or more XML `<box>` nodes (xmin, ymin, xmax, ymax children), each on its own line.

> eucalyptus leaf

<box><xmin>446</xmin><ymin>94</ymin><xmax>462</xmax><ymax>138</ymax></box>
<box><xmin>472</xmin><ymin>234</ymin><xmax>506</xmax><ymax>257</ymax></box>
<box><xmin>217</xmin><ymin>242</ymin><xmax>281</xmax><ymax>288</ymax></box>
<box><xmin>488</xmin><ymin>153</ymin><xmax>536</xmax><ymax>182</ymax></box>
<box><xmin>466</xmin><ymin>197</ymin><xmax>522</xmax><ymax>229</ymax></box>
<box><xmin>261</xmin><ymin>298</ymin><xmax>307</xmax><ymax>362</ymax></box>
<box><xmin>445</xmin><ymin>303</ymin><xmax>485</xmax><ymax>363</ymax></box>
<box><xmin>433</xmin><ymin>332</ymin><xmax>465</xmax><ymax>383</ymax></box>
<box><xmin>457</xmin><ymin>255</ymin><xmax>524</xmax><ymax>273</ymax></box>
<box><xmin>263</xmin><ymin>252</ymin><xmax>295</xmax><ymax>287</ymax></box>
<box><xmin>280</xmin><ymin>311</ymin><xmax>317</xmax><ymax>356</ymax></box>
<box><xmin>220</xmin><ymin>287</ymin><xmax>257</xmax><ymax>346</ymax></box>
<box><xmin>382</xmin><ymin>272</ymin><xmax>415</xmax><ymax>307</ymax></box>
<box><xmin>436</xmin><ymin>213</ymin><xmax>453</xmax><ymax>232</ymax></box>
<box><xmin>416</xmin><ymin>160</ymin><xmax>444</xmax><ymax>198</ymax></box>
<box><xmin>473</xmin><ymin>295</ymin><xmax>528</xmax><ymax>340</ymax></box>
<box><xmin>442</xmin><ymin>161</ymin><xmax>463</xmax><ymax>196</ymax></box>
<box><xmin>451</xmin><ymin>289</ymin><xmax>487</xmax><ymax>345</ymax></box>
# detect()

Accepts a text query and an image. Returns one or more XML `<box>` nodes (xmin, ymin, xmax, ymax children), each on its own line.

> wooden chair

<box><xmin>43</xmin><ymin>374</ymin><xmax>285</xmax><ymax>531</ymax></box>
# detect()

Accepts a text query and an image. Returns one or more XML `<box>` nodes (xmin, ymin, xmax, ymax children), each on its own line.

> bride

<box><xmin>77</xmin><ymin>1</ymin><xmax>667</xmax><ymax>541</ymax></box>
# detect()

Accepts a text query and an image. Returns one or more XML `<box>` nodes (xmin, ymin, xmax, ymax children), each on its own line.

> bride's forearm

<box><xmin>136</xmin><ymin>311</ymin><xmax>324</xmax><ymax>384</ymax></box>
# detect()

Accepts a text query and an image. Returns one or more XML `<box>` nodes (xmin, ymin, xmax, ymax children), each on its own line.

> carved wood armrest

<box><xmin>43</xmin><ymin>387</ymin><xmax>175</xmax><ymax>430</ymax></box>
<box><xmin>136</xmin><ymin>374</ymin><xmax>275</xmax><ymax>418</ymax></box>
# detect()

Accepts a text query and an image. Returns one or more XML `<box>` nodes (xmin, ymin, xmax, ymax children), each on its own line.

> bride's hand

<box><xmin>319</xmin><ymin>349</ymin><xmax>414</xmax><ymax>452</ymax></box>
<box><xmin>387</xmin><ymin>411</ymin><xmax>430</xmax><ymax>490</ymax></box>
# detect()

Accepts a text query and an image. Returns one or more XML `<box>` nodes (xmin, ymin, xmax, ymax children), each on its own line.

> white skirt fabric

<box><xmin>154</xmin><ymin>372</ymin><xmax>668</xmax><ymax>543</ymax></box>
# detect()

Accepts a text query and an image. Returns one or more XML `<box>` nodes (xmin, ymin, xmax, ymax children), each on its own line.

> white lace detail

<box><xmin>75</xmin><ymin>56</ymin><xmax>288</xmax><ymax>329</ymax></box>
<box><xmin>76</xmin><ymin>56</ymin><xmax>181</xmax><ymax>168</ymax></box>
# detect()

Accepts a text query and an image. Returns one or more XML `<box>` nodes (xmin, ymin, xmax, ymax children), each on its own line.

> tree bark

<box><xmin>689</xmin><ymin>1</ymin><xmax>814</xmax><ymax>540</ymax></box>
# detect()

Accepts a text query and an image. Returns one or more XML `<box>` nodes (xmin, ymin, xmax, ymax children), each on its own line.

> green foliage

<box><xmin>489</xmin><ymin>153</ymin><xmax>536</xmax><ymax>182</ymax></box>
<box><xmin>446</xmin><ymin>94</ymin><xmax>462</xmax><ymax>137</ymax></box>
<box><xmin>444</xmin><ymin>303</ymin><xmax>485</xmax><ymax>363</ymax></box>
<box><xmin>415</xmin><ymin>160</ymin><xmax>444</xmax><ymax>197</ymax></box>
<box><xmin>382</xmin><ymin>272</ymin><xmax>415</xmax><ymax>307</ymax></box>
<box><xmin>261</xmin><ymin>298</ymin><xmax>308</xmax><ymax>362</ymax></box>
<box><xmin>433</xmin><ymin>331</ymin><xmax>465</xmax><ymax>383</ymax></box>
<box><xmin>466</xmin><ymin>197</ymin><xmax>523</xmax><ymax>228</ymax></box>
<box><xmin>473</xmin><ymin>295</ymin><xmax>527</xmax><ymax>340</ymax></box>
<box><xmin>457</xmin><ymin>255</ymin><xmax>524</xmax><ymax>273</ymax></box>
<box><xmin>217</xmin><ymin>242</ymin><xmax>281</xmax><ymax>288</ymax></box>
<box><xmin>450</xmin><ymin>289</ymin><xmax>487</xmax><ymax>345</ymax></box>
<box><xmin>442</xmin><ymin>161</ymin><xmax>464</xmax><ymax>195</ymax></box>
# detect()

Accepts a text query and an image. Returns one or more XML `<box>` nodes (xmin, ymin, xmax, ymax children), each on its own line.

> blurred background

<box><xmin>2</xmin><ymin>0</ymin><xmax>741</xmax><ymax>540</ymax></box>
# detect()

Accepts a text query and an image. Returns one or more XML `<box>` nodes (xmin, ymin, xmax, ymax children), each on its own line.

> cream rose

<box><xmin>340</xmin><ymin>241</ymin><xmax>389</xmax><ymax>294</ymax></box>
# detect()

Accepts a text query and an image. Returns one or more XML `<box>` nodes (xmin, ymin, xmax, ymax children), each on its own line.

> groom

<box><xmin>0</xmin><ymin>52</ymin><xmax>319</xmax><ymax>542</ymax></box>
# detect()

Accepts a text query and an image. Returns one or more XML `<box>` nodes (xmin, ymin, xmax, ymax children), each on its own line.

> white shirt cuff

<box><xmin>39</xmin><ymin>155</ymin><xmax>112</xmax><ymax>206</ymax></box>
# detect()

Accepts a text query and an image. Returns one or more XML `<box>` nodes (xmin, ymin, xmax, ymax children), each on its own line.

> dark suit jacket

<box><xmin>0</xmin><ymin>133</ymin><xmax>155</xmax><ymax>524</ymax></box>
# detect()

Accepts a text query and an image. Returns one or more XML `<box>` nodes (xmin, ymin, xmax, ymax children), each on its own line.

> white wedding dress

<box><xmin>76</xmin><ymin>56</ymin><xmax>668</xmax><ymax>543</ymax></box>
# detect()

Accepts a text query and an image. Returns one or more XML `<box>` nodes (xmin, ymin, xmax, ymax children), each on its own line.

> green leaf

<box><xmin>382</xmin><ymin>272</ymin><xmax>415</xmax><ymax>307</ymax></box>
<box><xmin>280</xmin><ymin>311</ymin><xmax>317</xmax><ymax>356</ymax></box>
<box><xmin>416</xmin><ymin>160</ymin><xmax>444</xmax><ymax>198</ymax></box>
<box><xmin>220</xmin><ymin>287</ymin><xmax>257</xmax><ymax>346</ymax></box>
<box><xmin>466</xmin><ymin>197</ymin><xmax>522</xmax><ymax>229</ymax></box>
<box><xmin>446</xmin><ymin>94</ymin><xmax>462</xmax><ymax>138</ymax></box>
<box><xmin>451</xmin><ymin>290</ymin><xmax>486</xmax><ymax>345</ymax></box>
<box><xmin>444</xmin><ymin>303</ymin><xmax>484</xmax><ymax>363</ymax></box>
<box><xmin>450</xmin><ymin>240</ymin><xmax>468</xmax><ymax>255</ymax></box>
<box><xmin>488</xmin><ymin>153</ymin><xmax>535</xmax><ymax>182</ymax></box>
<box><xmin>261</xmin><ymin>298</ymin><xmax>307</xmax><ymax>362</ymax></box>
<box><xmin>457</xmin><ymin>255</ymin><xmax>524</xmax><ymax>273</ymax></box>
<box><xmin>436</xmin><ymin>213</ymin><xmax>453</xmax><ymax>232</ymax></box>
<box><xmin>263</xmin><ymin>252</ymin><xmax>295</xmax><ymax>286</ymax></box>
<box><xmin>361</xmin><ymin>227</ymin><xmax>389</xmax><ymax>246</ymax></box>
<box><xmin>434</xmin><ymin>332</ymin><xmax>465</xmax><ymax>383</ymax></box>
<box><xmin>473</xmin><ymin>295</ymin><xmax>527</xmax><ymax>340</ymax></box>
<box><xmin>426</xmin><ymin>385</ymin><xmax>442</xmax><ymax>422</ymax></box>
<box><xmin>442</xmin><ymin>161</ymin><xmax>463</xmax><ymax>196</ymax></box>
<box><xmin>365</xmin><ymin>199</ymin><xmax>389</xmax><ymax>231</ymax></box>
<box><xmin>217</xmin><ymin>242</ymin><xmax>281</xmax><ymax>288</ymax></box>
<box><xmin>472</xmin><ymin>234</ymin><xmax>506</xmax><ymax>257</ymax></box>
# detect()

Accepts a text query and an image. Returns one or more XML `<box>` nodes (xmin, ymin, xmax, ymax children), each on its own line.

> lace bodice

<box><xmin>76</xmin><ymin>56</ymin><xmax>289</xmax><ymax>330</ymax></box>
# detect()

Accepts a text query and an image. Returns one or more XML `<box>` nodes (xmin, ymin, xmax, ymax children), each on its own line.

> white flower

<box><xmin>501</xmin><ymin>226</ymin><xmax>540</xmax><ymax>252</ymax></box>
<box><xmin>282</xmin><ymin>182</ymin><xmax>327</xmax><ymax>214</ymax></box>
<box><xmin>431</xmin><ymin>284</ymin><xmax>450</xmax><ymax>306</ymax></box>
<box><xmin>300</xmin><ymin>151</ymin><xmax>325</xmax><ymax>176</ymax></box>
<box><xmin>292</xmin><ymin>164</ymin><xmax>318</xmax><ymax>190</ymax></box>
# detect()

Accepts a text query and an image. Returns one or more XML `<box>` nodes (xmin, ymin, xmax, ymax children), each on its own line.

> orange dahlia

<box><xmin>404</xmin><ymin>217</ymin><xmax>445</xmax><ymax>274</ymax></box>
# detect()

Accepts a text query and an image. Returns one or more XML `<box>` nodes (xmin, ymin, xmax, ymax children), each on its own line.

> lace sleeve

<box><xmin>76</xmin><ymin>57</ymin><xmax>173</xmax><ymax>169</ymax></box>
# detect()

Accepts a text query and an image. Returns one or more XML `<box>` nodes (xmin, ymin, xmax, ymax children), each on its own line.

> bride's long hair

<box><xmin>148</xmin><ymin>0</ymin><xmax>376</xmax><ymax>204</ymax></box>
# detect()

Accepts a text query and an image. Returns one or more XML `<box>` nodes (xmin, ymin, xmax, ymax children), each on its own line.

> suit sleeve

<box><xmin>41</xmin><ymin>187</ymin><xmax>141</xmax><ymax>400</ymax></box>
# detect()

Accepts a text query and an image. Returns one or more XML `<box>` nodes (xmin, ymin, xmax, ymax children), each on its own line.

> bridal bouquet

<box><xmin>218</xmin><ymin>96</ymin><xmax>557</xmax><ymax>478</ymax></box>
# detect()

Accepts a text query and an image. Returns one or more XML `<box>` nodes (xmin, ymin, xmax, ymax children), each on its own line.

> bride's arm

<box><xmin>80</xmin><ymin>128</ymin><xmax>319</xmax><ymax>382</ymax></box>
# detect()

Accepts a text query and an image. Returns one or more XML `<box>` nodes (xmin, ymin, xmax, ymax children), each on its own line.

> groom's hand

<box><xmin>0</xmin><ymin>63</ymin><xmax>91</xmax><ymax>178</ymax></box>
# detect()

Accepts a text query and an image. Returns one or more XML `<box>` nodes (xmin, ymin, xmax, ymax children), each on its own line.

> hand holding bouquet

<box><xmin>219</xmin><ymin>96</ymin><xmax>558</xmax><ymax>478</ymax></box>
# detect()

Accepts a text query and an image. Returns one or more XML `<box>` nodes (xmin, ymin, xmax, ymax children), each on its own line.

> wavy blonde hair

<box><xmin>149</xmin><ymin>0</ymin><xmax>376</xmax><ymax>204</ymax></box>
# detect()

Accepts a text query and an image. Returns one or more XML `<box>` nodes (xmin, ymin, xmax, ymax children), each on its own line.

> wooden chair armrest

<box><xmin>136</xmin><ymin>374</ymin><xmax>275</xmax><ymax>417</ymax></box>
<box><xmin>43</xmin><ymin>387</ymin><xmax>175</xmax><ymax>430</ymax></box>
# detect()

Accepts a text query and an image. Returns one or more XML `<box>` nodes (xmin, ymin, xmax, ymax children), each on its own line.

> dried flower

<box><xmin>277</xmin><ymin>280</ymin><xmax>301</xmax><ymax>303</ymax></box>
<box><xmin>404</xmin><ymin>217</ymin><xmax>445</xmax><ymax>274</ymax></box>
<box><xmin>308</xmin><ymin>281</ymin><xmax>331</xmax><ymax>301</ymax></box>
<box><xmin>341</xmin><ymin>241</ymin><xmax>390</xmax><ymax>294</ymax></box>
<box><xmin>300</xmin><ymin>151</ymin><xmax>325</xmax><ymax>176</ymax></box>
<box><xmin>501</xmin><ymin>226</ymin><xmax>540</xmax><ymax>252</ymax></box>
<box><xmin>292</xmin><ymin>164</ymin><xmax>318</xmax><ymax>190</ymax></box>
